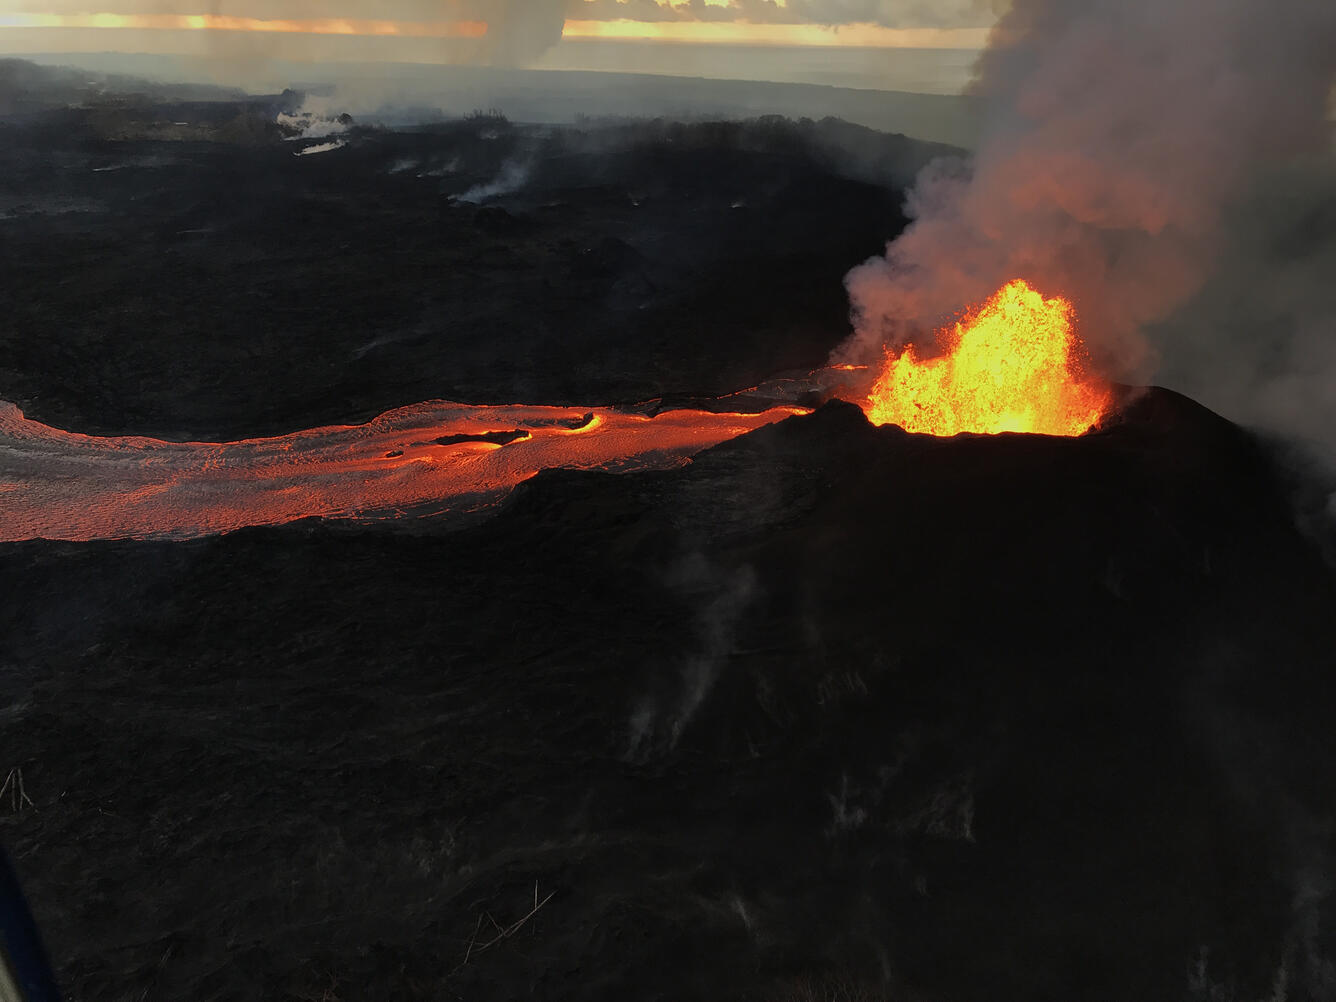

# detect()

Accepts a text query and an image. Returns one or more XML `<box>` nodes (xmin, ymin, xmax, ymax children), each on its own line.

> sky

<box><xmin>0</xmin><ymin>1</ymin><xmax>997</xmax><ymax>90</ymax></box>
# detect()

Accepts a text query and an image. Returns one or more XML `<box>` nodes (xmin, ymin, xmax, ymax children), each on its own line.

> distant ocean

<box><xmin>535</xmin><ymin>41</ymin><xmax>981</xmax><ymax>96</ymax></box>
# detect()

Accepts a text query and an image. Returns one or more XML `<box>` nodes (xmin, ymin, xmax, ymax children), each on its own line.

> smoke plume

<box><xmin>469</xmin><ymin>0</ymin><xmax>567</xmax><ymax>66</ymax></box>
<box><xmin>839</xmin><ymin>0</ymin><xmax>1336</xmax><ymax>390</ymax></box>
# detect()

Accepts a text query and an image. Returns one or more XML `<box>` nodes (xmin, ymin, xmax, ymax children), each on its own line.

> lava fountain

<box><xmin>864</xmin><ymin>279</ymin><xmax>1110</xmax><ymax>437</ymax></box>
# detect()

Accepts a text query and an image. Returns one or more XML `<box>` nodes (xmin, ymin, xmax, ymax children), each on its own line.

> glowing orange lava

<box><xmin>0</xmin><ymin>400</ymin><xmax>805</xmax><ymax>541</ymax></box>
<box><xmin>864</xmin><ymin>279</ymin><xmax>1110</xmax><ymax>437</ymax></box>
<box><xmin>0</xmin><ymin>12</ymin><xmax>988</xmax><ymax>49</ymax></box>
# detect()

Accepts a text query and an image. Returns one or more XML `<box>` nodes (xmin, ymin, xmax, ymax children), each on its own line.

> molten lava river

<box><xmin>0</xmin><ymin>401</ymin><xmax>805</xmax><ymax>542</ymax></box>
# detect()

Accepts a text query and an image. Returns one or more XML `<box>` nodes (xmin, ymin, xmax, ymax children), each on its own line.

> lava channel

<box><xmin>0</xmin><ymin>400</ymin><xmax>805</xmax><ymax>541</ymax></box>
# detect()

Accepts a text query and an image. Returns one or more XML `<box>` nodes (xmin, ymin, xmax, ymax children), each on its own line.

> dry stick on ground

<box><xmin>461</xmin><ymin>913</ymin><xmax>486</xmax><ymax>968</ymax></box>
<box><xmin>0</xmin><ymin>768</ymin><xmax>34</xmax><ymax>813</ymax></box>
<box><xmin>457</xmin><ymin>881</ymin><xmax>556</xmax><ymax>971</ymax></box>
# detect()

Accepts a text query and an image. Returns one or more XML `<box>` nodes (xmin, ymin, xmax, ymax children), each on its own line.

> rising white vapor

<box><xmin>840</xmin><ymin>0</ymin><xmax>1336</xmax><ymax>387</ymax></box>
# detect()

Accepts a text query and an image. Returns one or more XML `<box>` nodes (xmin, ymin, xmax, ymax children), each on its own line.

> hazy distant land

<box><xmin>9</xmin><ymin>49</ymin><xmax>984</xmax><ymax>148</ymax></box>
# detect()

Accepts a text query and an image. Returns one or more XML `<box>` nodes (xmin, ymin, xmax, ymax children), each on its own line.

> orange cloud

<box><xmin>0</xmin><ymin>12</ymin><xmax>487</xmax><ymax>37</ymax></box>
<box><xmin>562</xmin><ymin>18</ymin><xmax>991</xmax><ymax>46</ymax></box>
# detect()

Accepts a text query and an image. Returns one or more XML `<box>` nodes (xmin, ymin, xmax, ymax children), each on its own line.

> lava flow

<box><xmin>0</xmin><ymin>401</ymin><xmax>804</xmax><ymax>542</ymax></box>
<box><xmin>864</xmin><ymin>279</ymin><xmax>1110</xmax><ymax>437</ymax></box>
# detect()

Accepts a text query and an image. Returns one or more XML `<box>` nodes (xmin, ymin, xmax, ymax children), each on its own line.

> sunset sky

<box><xmin>0</xmin><ymin>1</ymin><xmax>998</xmax><ymax>83</ymax></box>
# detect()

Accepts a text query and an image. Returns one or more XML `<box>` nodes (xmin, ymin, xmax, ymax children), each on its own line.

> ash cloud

<box><xmin>837</xmin><ymin>0</ymin><xmax>1336</xmax><ymax>394</ymax></box>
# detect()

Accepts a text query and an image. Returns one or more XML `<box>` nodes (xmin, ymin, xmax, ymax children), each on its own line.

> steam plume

<box><xmin>839</xmin><ymin>0</ymin><xmax>1336</xmax><ymax>387</ymax></box>
<box><xmin>470</xmin><ymin>0</ymin><xmax>567</xmax><ymax>66</ymax></box>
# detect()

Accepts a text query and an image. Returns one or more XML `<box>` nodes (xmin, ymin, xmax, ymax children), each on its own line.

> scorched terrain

<box><xmin>2</xmin><ymin>68</ymin><xmax>1335</xmax><ymax>1002</ymax></box>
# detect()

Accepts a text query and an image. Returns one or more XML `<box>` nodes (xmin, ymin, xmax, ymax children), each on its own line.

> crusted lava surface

<box><xmin>3</xmin><ymin>391</ymin><xmax>1335</xmax><ymax>1001</ymax></box>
